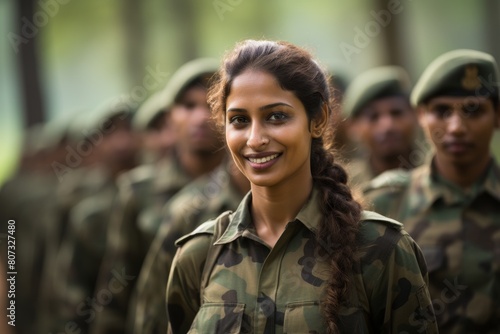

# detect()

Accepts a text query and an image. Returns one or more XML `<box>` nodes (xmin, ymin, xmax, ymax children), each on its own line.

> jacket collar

<box><xmin>215</xmin><ymin>187</ymin><xmax>322</xmax><ymax>245</ymax></box>
<box><xmin>413</xmin><ymin>157</ymin><xmax>500</xmax><ymax>208</ymax></box>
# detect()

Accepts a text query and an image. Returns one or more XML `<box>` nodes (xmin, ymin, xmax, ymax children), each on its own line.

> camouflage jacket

<box><xmin>132</xmin><ymin>163</ymin><xmax>244</xmax><ymax>334</ymax></box>
<box><xmin>363</xmin><ymin>158</ymin><xmax>500</xmax><ymax>333</ymax></box>
<box><xmin>37</xmin><ymin>167</ymin><xmax>118</xmax><ymax>333</ymax></box>
<box><xmin>0</xmin><ymin>171</ymin><xmax>58</xmax><ymax>334</ymax></box>
<box><xmin>48</xmin><ymin>180</ymin><xmax>118</xmax><ymax>333</ymax></box>
<box><xmin>90</xmin><ymin>155</ymin><xmax>191</xmax><ymax>334</ymax></box>
<box><xmin>167</xmin><ymin>187</ymin><xmax>437</xmax><ymax>333</ymax></box>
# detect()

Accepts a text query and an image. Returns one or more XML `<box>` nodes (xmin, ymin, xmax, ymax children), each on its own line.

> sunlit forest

<box><xmin>1</xmin><ymin>0</ymin><xmax>500</xmax><ymax>184</ymax></box>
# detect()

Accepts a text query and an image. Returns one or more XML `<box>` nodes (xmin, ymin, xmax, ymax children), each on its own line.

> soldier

<box><xmin>90</xmin><ymin>58</ymin><xmax>225</xmax><ymax>334</ymax></box>
<box><xmin>0</xmin><ymin>119</ymin><xmax>70</xmax><ymax>334</ymax></box>
<box><xmin>166</xmin><ymin>40</ymin><xmax>437</xmax><ymax>333</ymax></box>
<box><xmin>43</xmin><ymin>98</ymin><xmax>138</xmax><ymax>334</ymax></box>
<box><xmin>132</xmin><ymin>89</ymin><xmax>176</xmax><ymax>164</ymax></box>
<box><xmin>342</xmin><ymin>66</ymin><xmax>422</xmax><ymax>188</ymax></box>
<box><xmin>364</xmin><ymin>49</ymin><xmax>500</xmax><ymax>333</ymax></box>
<box><xmin>131</xmin><ymin>159</ymin><xmax>249</xmax><ymax>334</ymax></box>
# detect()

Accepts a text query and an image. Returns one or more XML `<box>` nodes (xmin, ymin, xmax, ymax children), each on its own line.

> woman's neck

<box><xmin>250</xmin><ymin>176</ymin><xmax>313</xmax><ymax>248</ymax></box>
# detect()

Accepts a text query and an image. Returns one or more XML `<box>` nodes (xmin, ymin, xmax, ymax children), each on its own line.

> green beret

<box><xmin>39</xmin><ymin>111</ymin><xmax>80</xmax><ymax>149</ymax></box>
<box><xmin>132</xmin><ymin>90</ymin><xmax>166</xmax><ymax>131</ymax></box>
<box><xmin>411</xmin><ymin>49</ymin><xmax>499</xmax><ymax>107</ymax></box>
<box><xmin>69</xmin><ymin>97</ymin><xmax>134</xmax><ymax>142</ymax></box>
<box><xmin>133</xmin><ymin>58</ymin><xmax>219</xmax><ymax>131</ymax></box>
<box><xmin>342</xmin><ymin>66</ymin><xmax>411</xmax><ymax>118</ymax></box>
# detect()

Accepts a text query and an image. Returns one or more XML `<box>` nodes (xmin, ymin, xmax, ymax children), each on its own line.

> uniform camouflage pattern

<box><xmin>0</xmin><ymin>171</ymin><xmax>58</xmax><ymax>334</ymax></box>
<box><xmin>47</xmin><ymin>179</ymin><xmax>118</xmax><ymax>333</ymax></box>
<box><xmin>363</xmin><ymin>159</ymin><xmax>500</xmax><ymax>333</ymax></box>
<box><xmin>38</xmin><ymin>166</ymin><xmax>112</xmax><ymax>333</ymax></box>
<box><xmin>90</xmin><ymin>154</ymin><xmax>191</xmax><ymax>334</ymax></box>
<box><xmin>167</xmin><ymin>187</ymin><xmax>437</xmax><ymax>333</ymax></box>
<box><xmin>132</xmin><ymin>163</ymin><xmax>244</xmax><ymax>334</ymax></box>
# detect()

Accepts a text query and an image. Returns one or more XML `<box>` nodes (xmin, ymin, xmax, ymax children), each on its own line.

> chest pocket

<box><xmin>188</xmin><ymin>302</ymin><xmax>246</xmax><ymax>334</ymax></box>
<box><xmin>283</xmin><ymin>301</ymin><xmax>325</xmax><ymax>334</ymax></box>
<box><xmin>283</xmin><ymin>301</ymin><xmax>369</xmax><ymax>333</ymax></box>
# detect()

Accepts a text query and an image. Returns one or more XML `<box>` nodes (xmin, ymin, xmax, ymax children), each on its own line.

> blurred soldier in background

<box><xmin>132</xmin><ymin>90</ymin><xmax>176</xmax><ymax>164</ymax></box>
<box><xmin>41</xmin><ymin>99</ymin><xmax>138</xmax><ymax>333</ymax></box>
<box><xmin>0</xmin><ymin>116</ymin><xmax>73</xmax><ymax>334</ymax></box>
<box><xmin>342</xmin><ymin>66</ymin><xmax>423</xmax><ymax>188</ymax></box>
<box><xmin>364</xmin><ymin>50</ymin><xmax>500</xmax><ymax>333</ymax></box>
<box><xmin>327</xmin><ymin>68</ymin><xmax>354</xmax><ymax>162</ymax></box>
<box><xmin>131</xmin><ymin>160</ymin><xmax>249</xmax><ymax>334</ymax></box>
<box><xmin>90</xmin><ymin>58</ymin><xmax>225</xmax><ymax>334</ymax></box>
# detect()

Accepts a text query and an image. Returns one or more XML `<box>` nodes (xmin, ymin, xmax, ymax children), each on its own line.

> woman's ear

<box><xmin>311</xmin><ymin>103</ymin><xmax>329</xmax><ymax>138</ymax></box>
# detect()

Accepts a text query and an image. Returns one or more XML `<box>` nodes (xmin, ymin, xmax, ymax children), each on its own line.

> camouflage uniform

<box><xmin>0</xmin><ymin>170</ymin><xmax>58</xmax><ymax>334</ymax></box>
<box><xmin>363</xmin><ymin>160</ymin><xmax>500</xmax><ymax>333</ymax></box>
<box><xmin>131</xmin><ymin>163</ymin><xmax>244</xmax><ymax>334</ymax></box>
<box><xmin>167</xmin><ymin>187</ymin><xmax>437</xmax><ymax>333</ymax></box>
<box><xmin>37</xmin><ymin>166</ymin><xmax>113</xmax><ymax>333</ymax></box>
<box><xmin>90</xmin><ymin>154</ymin><xmax>190</xmax><ymax>334</ymax></box>
<box><xmin>47</xmin><ymin>177</ymin><xmax>118</xmax><ymax>333</ymax></box>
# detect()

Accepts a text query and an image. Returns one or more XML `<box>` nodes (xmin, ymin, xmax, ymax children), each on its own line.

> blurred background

<box><xmin>1</xmin><ymin>0</ymin><xmax>500</xmax><ymax>185</ymax></box>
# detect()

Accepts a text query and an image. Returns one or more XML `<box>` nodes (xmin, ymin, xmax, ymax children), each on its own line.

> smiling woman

<box><xmin>166</xmin><ymin>40</ymin><xmax>438</xmax><ymax>334</ymax></box>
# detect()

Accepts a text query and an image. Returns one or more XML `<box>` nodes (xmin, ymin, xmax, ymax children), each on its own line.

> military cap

<box><xmin>133</xmin><ymin>58</ymin><xmax>219</xmax><ymax>131</ymax></box>
<box><xmin>411</xmin><ymin>49</ymin><xmax>500</xmax><ymax>107</ymax></box>
<box><xmin>342</xmin><ymin>66</ymin><xmax>411</xmax><ymax>117</ymax></box>
<box><xmin>327</xmin><ymin>65</ymin><xmax>350</xmax><ymax>102</ymax></box>
<box><xmin>68</xmin><ymin>96</ymin><xmax>134</xmax><ymax>142</ymax></box>
<box><xmin>132</xmin><ymin>90</ymin><xmax>166</xmax><ymax>131</ymax></box>
<box><xmin>38</xmin><ymin>111</ymin><xmax>80</xmax><ymax>149</ymax></box>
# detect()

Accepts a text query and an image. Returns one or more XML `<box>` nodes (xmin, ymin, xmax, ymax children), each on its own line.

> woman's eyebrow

<box><xmin>260</xmin><ymin>102</ymin><xmax>293</xmax><ymax>110</ymax></box>
<box><xmin>227</xmin><ymin>102</ymin><xmax>293</xmax><ymax>113</ymax></box>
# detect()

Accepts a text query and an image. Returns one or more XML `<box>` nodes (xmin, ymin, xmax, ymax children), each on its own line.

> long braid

<box><xmin>311</xmin><ymin>138</ymin><xmax>362</xmax><ymax>333</ymax></box>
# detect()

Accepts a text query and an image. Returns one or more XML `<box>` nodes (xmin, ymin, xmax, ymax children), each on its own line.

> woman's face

<box><xmin>225</xmin><ymin>70</ymin><xmax>314</xmax><ymax>188</ymax></box>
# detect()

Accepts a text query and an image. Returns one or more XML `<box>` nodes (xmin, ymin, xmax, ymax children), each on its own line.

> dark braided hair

<box><xmin>208</xmin><ymin>39</ymin><xmax>362</xmax><ymax>333</ymax></box>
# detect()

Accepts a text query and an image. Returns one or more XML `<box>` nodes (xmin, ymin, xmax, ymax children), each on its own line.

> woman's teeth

<box><xmin>248</xmin><ymin>154</ymin><xmax>279</xmax><ymax>164</ymax></box>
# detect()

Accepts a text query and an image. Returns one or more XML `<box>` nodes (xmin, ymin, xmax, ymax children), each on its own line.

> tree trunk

<box><xmin>121</xmin><ymin>0</ymin><xmax>145</xmax><ymax>89</ymax></box>
<box><xmin>375</xmin><ymin>0</ymin><xmax>405</xmax><ymax>66</ymax></box>
<box><xmin>16</xmin><ymin>0</ymin><xmax>45</xmax><ymax>127</ymax></box>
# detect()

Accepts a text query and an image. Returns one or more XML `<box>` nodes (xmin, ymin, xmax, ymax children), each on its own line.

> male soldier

<box><xmin>90</xmin><ymin>58</ymin><xmax>225</xmax><ymax>334</ymax></box>
<box><xmin>364</xmin><ymin>49</ymin><xmax>500</xmax><ymax>333</ymax></box>
<box><xmin>0</xmin><ymin>119</ymin><xmax>72</xmax><ymax>334</ymax></box>
<box><xmin>132</xmin><ymin>89</ymin><xmax>176</xmax><ymax>164</ymax></box>
<box><xmin>131</xmin><ymin>160</ymin><xmax>249</xmax><ymax>334</ymax></box>
<box><xmin>342</xmin><ymin>66</ymin><xmax>422</xmax><ymax>187</ymax></box>
<box><xmin>43</xmin><ymin>98</ymin><xmax>138</xmax><ymax>334</ymax></box>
